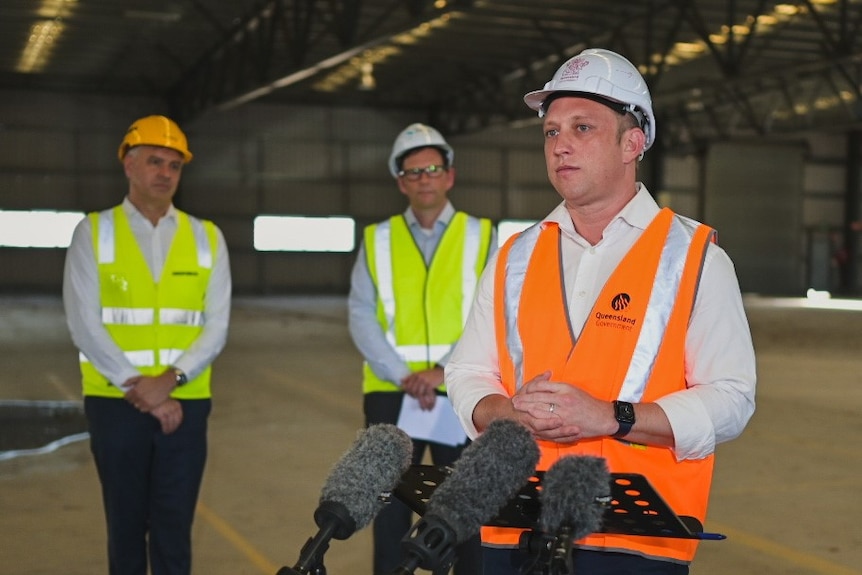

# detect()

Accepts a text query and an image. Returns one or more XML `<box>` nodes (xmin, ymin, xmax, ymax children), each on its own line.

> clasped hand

<box><xmin>401</xmin><ymin>366</ymin><xmax>444</xmax><ymax>411</ymax></box>
<box><xmin>511</xmin><ymin>371</ymin><xmax>610</xmax><ymax>444</ymax></box>
<box><xmin>123</xmin><ymin>370</ymin><xmax>184</xmax><ymax>434</ymax></box>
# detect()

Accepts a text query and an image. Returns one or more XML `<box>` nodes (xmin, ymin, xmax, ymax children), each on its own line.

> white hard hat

<box><xmin>523</xmin><ymin>48</ymin><xmax>656</xmax><ymax>151</ymax></box>
<box><xmin>388</xmin><ymin>123</ymin><xmax>454</xmax><ymax>178</ymax></box>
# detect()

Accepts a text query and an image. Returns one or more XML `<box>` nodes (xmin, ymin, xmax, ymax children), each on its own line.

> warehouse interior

<box><xmin>1</xmin><ymin>1</ymin><xmax>861</xmax><ymax>574</ymax></box>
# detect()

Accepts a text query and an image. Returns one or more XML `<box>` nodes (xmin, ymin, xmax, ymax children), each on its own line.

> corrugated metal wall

<box><xmin>704</xmin><ymin>142</ymin><xmax>806</xmax><ymax>295</ymax></box>
<box><xmin>0</xmin><ymin>89</ymin><xmax>858</xmax><ymax>296</ymax></box>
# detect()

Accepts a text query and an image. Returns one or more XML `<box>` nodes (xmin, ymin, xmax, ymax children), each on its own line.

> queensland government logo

<box><xmin>595</xmin><ymin>293</ymin><xmax>637</xmax><ymax>331</ymax></box>
<box><xmin>611</xmin><ymin>293</ymin><xmax>630</xmax><ymax>311</ymax></box>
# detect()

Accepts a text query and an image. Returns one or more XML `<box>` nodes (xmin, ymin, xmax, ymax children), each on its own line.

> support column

<box><xmin>841</xmin><ymin>131</ymin><xmax>861</xmax><ymax>293</ymax></box>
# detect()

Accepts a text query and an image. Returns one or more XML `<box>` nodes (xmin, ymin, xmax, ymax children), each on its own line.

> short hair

<box><xmin>616</xmin><ymin>112</ymin><xmax>642</xmax><ymax>142</ymax></box>
<box><xmin>395</xmin><ymin>146</ymin><xmax>450</xmax><ymax>173</ymax></box>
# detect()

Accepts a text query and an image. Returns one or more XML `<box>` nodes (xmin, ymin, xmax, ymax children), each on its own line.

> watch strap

<box><xmin>613</xmin><ymin>419</ymin><xmax>634</xmax><ymax>438</ymax></box>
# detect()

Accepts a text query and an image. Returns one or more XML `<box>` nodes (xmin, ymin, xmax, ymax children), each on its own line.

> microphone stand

<box><xmin>388</xmin><ymin>514</ymin><xmax>457</xmax><ymax>575</ymax></box>
<box><xmin>518</xmin><ymin>527</ymin><xmax>575</xmax><ymax>575</ymax></box>
<box><xmin>276</xmin><ymin>500</ymin><xmax>357</xmax><ymax>575</ymax></box>
<box><xmin>274</xmin><ymin>530</ymin><xmax>329</xmax><ymax>575</ymax></box>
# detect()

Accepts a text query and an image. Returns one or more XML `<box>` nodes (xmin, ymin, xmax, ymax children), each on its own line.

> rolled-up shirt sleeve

<box><xmin>655</xmin><ymin>244</ymin><xmax>757</xmax><ymax>460</ymax></box>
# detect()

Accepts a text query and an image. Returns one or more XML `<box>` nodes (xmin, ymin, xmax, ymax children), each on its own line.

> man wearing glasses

<box><xmin>348</xmin><ymin>123</ymin><xmax>496</xmax><ymax>574</ymax></box>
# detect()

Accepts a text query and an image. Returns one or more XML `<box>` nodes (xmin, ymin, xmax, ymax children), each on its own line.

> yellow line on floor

<box><xmin>196</xmin><ymin>501</ymin><xmax>280</xmax><ymax>574</ymax></box>
<box><xmin>708</xmin><ymin>521</ymin><xmax>858</xmax><ymax>575</ymax></box>
<box><xmin>46</xmin><ymin>372</ymin><xmax>78</xmax><ymax>401</ymax></box>
<box><xmin>258</xmin><ymin>366</ymin><xmax>361</xmax><ymax>423</ymax></box>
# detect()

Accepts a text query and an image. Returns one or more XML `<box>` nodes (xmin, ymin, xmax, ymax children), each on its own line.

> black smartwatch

<box><xmin>612</xmin><ymin>400</ymin><xmax>635</xmax><ymax>438</ymax></box>
<box><xmin>171</xmin><ymin>367</ymin><xmax>188</xmax><ymax>387</ymax></box>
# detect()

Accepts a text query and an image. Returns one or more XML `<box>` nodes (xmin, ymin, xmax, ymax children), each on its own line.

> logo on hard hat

<box><xmin>559</xmin><ymin>57</ymin><xmax>590</xmax><ymax>82</ymax></box>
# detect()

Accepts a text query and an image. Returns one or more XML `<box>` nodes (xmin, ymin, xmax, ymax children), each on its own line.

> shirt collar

<box><xmin>404</xmin><ymin>201</ymin><xmax>455</xmax><ymax>231</ymax></box>
<box><xmin>615</xmin><ymin>183</ymin><xmax>660</xmax><ymax>231</ymax></box>
<box><xmin>122</xmin><ymin>196</ymin><xmax>178</xmax><ymax>225</ymax></box>
<box><xmin>542</xmin><ymin>182</ymin><xmax>659</xmax><ymax>241</ymax></box>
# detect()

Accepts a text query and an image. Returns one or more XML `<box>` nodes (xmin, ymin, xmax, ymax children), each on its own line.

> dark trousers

<box><xmin>483</xmin><ymin>547</ymin><xmax>690</xmax><ymax>575</ymax></box>
<box><xmin>365</xmin><ymin>392</ymin><xmax>483</xmax><ymax>575</ymax></box>
<box><xmin>85</xmin><ymin>397</ymin><xmax>211</xmax><ymax>575</ymax></box>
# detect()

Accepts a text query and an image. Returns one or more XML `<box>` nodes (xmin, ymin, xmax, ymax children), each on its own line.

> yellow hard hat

<box><xmin>117</xmin><ymin>115</ymin><xmax>193</xmax><ymax>163</ymax></box>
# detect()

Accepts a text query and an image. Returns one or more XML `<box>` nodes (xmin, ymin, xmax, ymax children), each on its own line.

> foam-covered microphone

<box><xmin>540</xmin><ymin>455</ymin><xmax>610</xmax><ymax>539</ymax></box>
<box><xmin>521</xmin><ymin>455</ymin><xmax>611</xmax><ymax>574</ymax></box>
<box><xmin>390</xmin><ymin>418</ymin><xmax>540</xmax><ymax>574</ymax></box>
<box><xmin>278</xmin><ymin>423</ymin><xmax>414</xmax><ymax>575</ymax></box>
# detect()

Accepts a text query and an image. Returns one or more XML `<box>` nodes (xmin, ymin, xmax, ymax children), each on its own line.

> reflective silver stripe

<box><xmin>189</xmin><ymin>216</ymin><xmax>213</xmax><ymax>269</ymax></box>
<box><xmin>677</xmin><ymin>215</ymin><xmax>716</xmax><ymax>311</ymax></box>
<box><xmin>617</xmin><ymin>216</ymin><xmax>694</xmax><ymax>402</ymax></box>
<box><xmin>372</xmin><ymin>221</ymin><xmax>398</xmax><ymax>350</ymax></box>
<box><xmin>160</xmin><ymin>348</ymin><xmax>184</xmax><ymax>366</ymax></box>
<box><xmin>461</xmin><ymin>216</ymin><xmax>481</xmax><ymax>326</ymax></box>
<box><xmin>100</xmin><ymin>307</ymin><xmax>203</xmax><ymax>326</ymax></box>
<box><xmin>101</xmin><ymin>307</ymin><xmax>154</xmax><ymax>325</ymax></box>
<box><xmin>395</xmin><ymin>344</ymin><xmax>450</xmax><ymax>363</ymax></box>
<box><xmin>125</xmin><ymin>350</ymin><xmax>156</xmax><ymax>367</ymax></box>
<box><xmin>160</xmin><ymin>308</ymin><xmax>205</xmax><ymax>326</ymax></box>
<box><xmin>503</xmin><ymin>223</ymin><xmax>543</xmax><ymax>391</ymax></box>
<box><xmin>97</xmin><ymin>210</ymin><xmax>115</xmax><ymax>264</ymax></box>
<box><xmin>80</xmin><ymin>349</ymin><xmax>181</xmax><ymax>368</ymax></box>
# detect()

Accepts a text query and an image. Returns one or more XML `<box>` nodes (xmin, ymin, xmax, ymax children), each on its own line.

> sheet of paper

<box><xmin>396</xmin><ymin>394</ymin><xmax>468</xmax><ymax>447</ymax></box>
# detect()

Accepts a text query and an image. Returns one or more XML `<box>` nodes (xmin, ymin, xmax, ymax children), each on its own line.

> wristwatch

<box><xmin>171</xmin><ymin>367</ymin><xmax>188</xmax><ymax>387</ymax></box>
<box><xmin>612</xmin><ymin>400</ymin><xmax>635</xmax><ymax>438</ymax></box>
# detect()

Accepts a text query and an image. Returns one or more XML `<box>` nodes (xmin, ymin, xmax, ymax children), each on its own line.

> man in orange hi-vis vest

<box><xmin>446</xmin><ymin>48</ymin><xmax>756</xmax><ymax>575</ymax></box>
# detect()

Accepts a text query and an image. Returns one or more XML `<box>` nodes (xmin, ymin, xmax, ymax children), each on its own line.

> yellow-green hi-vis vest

<box><xmin>362</xmin><ymin>212</ymin><xmax>494</xmax><ymax>394</ymax></box>
<box><xmin>79</xmin><ymin>206</ymin><xmax>218</xmax><ymax>400</ymax></box>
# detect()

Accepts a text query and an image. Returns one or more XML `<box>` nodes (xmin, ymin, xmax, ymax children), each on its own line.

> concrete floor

<box><xmin>1</xmin><ymin>294</ymin><xmax>860</xmax><ymax>575</ymax></box>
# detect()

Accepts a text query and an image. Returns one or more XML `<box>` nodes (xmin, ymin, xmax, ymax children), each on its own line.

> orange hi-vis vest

<box><xmin>487</xmin><ymin>208</ymin><xmax>716</xmax><ymax>564</ymax></box>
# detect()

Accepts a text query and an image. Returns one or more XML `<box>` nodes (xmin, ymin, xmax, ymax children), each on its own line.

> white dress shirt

<box><xmin>446</xmin><ymin>185</ymin><xmax>756</xmax><ymax>461</ymax></box>
<box><xmin>63</xmin><ymin>197</ymin><xmax>232</xmax><ymax>391</ymax></box>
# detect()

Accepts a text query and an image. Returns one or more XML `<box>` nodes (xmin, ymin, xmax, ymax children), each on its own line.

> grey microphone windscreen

<box><xmin>319</xmin><ymin>423</ymin><xmax>413</xmax><ymax>530</ymax></box>
<box><xmin>539</xmin><ymin>455</ymin><xmax>610</xmax><ymax>540</ymax></box>
<box><xmin>425</xmin><ymin>418</ymin><xmax>540</xmax><ymax>542</ymax></box>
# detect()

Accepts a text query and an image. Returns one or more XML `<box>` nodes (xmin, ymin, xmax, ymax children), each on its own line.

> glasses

<box><xmin>398</xmin><ymin>164</ymin><xmax>447</xmax><ymax>181</ymax></box>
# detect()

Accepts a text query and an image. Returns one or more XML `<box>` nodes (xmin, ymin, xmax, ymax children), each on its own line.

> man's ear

<box><xmin>122</xmin><ymin>154</ymin><xmax>133</xmax><ymax>178</ymax></box>
<box><xmin>396</xmin><ymin>178</ymin><xmax>409</xmax><ymax>197</ymax></box>
<box><xmin>623</xmin><ymin>127</ymin><xmax>646</xmax><ymax>163</ymax></box>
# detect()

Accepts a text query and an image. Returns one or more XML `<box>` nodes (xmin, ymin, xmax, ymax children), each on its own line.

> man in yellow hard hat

<box><xmin>63</xmin><ymin>115</ymin><xmax>232</xmax><ymax>575</ymax></box>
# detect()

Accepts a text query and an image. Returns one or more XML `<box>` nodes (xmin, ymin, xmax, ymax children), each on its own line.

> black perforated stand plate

<box><xmin>394</xmin><ymin>465</ymin><xmax>724</xmax><ymax>540</ymax></box>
